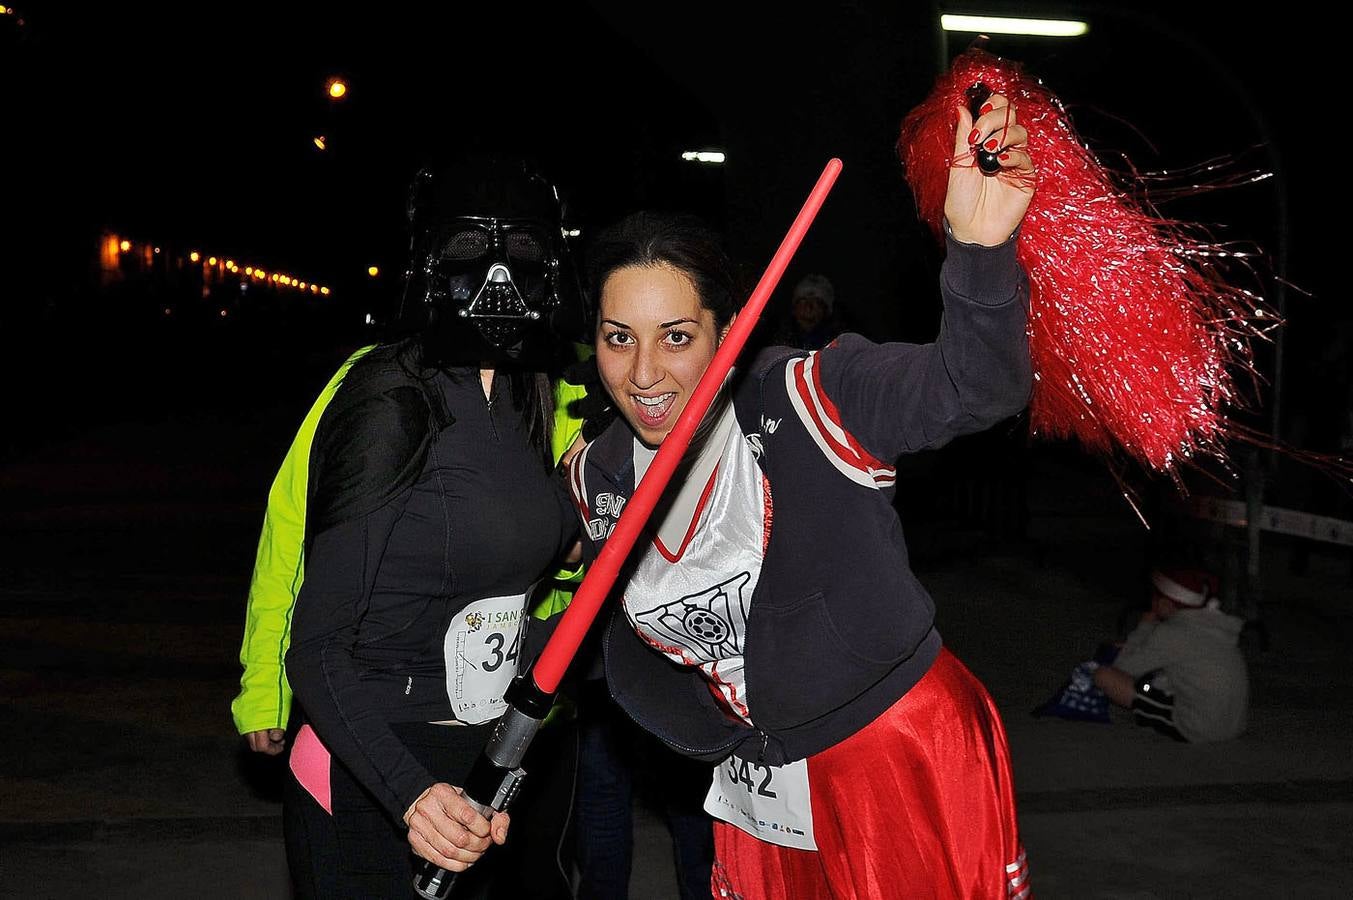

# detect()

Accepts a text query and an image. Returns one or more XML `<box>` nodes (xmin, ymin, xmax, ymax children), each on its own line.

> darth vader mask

<box><xmin>399</xmin><ymin>156</ymin><xmax>578</xmax><ymax>367</ymax></box>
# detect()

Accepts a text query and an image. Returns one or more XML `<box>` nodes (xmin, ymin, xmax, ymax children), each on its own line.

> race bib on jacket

<box><xmin>704</xmin><ymin>756</ymin><xmax>817</xmax><ymax>851</ymax></box>
<box><xmin>444</xmin><ymin>591</ymin><xmax>529</xmax><ymax>724</ymax></box>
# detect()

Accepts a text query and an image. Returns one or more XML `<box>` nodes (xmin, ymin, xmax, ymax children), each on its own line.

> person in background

<box><xmin>775</xmin><ymin>273</ymin><xmax>841</xmax><ymax>351</ymax></box>
<box><xmin>1095</xmin><ymin>567</ymin><xmax>1249</xmax><ymax>742</ymax></box>
<box><xmin>1035</xmin><ymin>566</ymin><xmax>1249</xmax><ymax>744</ymax></box>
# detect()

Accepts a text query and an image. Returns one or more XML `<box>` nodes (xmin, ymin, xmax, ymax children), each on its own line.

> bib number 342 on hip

<box><xmin>704</xmin><ymin>755</ymin><xmax>817</xmax><ymax>851</ymax></box>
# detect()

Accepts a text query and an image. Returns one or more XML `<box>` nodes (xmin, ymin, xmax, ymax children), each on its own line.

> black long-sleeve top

<box><xmin>286</xmin><ymin>362</ymin><xmax>576</xmax><ymax>822</ymax></box>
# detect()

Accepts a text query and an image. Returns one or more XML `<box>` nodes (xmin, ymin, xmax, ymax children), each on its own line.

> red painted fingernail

<box><xmin>980</xmin><ymin>102</ymin><xmax>994</xmax><ymax>115</ymax></box>
<box><xmin>984</xmin><ymin>139</ymin><xmax>999</xmax><ymax>151</ymax></box>
<box><xmin>999</xmin><ymin>153</ymin><xmax>1010</xmax><ymax>161</ymax></box>
<box><xmin>967</xmin><ymin>128</ymin><xmax>981</xmax><ymax>145</ymax></box>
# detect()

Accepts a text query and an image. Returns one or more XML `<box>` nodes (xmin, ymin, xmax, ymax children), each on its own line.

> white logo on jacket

<box><xmin>595</xmin><ymin>492</ymin><xmax>626</xmax><ymax>520</ymax></box>
<box><xmin>632</xmin><ymin>572</ymin><xmax>752</xmax><ymax>662</ymax></box>
<box><xmin>586</xmin><ymin>518</ymin><xmax>614</xmax><ymax>541</ymax></box>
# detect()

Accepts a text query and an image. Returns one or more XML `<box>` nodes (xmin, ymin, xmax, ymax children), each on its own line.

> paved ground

<box><xmin>2</xmin><ymin>404</ymin><xmax>1350</xmax><ymax>899</ymax></box>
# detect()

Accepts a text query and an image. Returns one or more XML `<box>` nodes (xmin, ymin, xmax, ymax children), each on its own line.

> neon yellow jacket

<box><xmin>231</xmin><ymin>347</ymin><xmax>588</xmax><ymax>735</ymax></box>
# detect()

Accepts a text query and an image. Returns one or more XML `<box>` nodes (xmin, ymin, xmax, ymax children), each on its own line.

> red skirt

<box><xmin>712</xmin><ymin>648</ymin><xmax>1029</xmax><ymax>899</ymax></box>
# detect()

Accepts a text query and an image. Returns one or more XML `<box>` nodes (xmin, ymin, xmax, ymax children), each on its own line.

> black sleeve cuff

<box><xmin>941</xmin><ymin>225</ymin><xmax>1024</xmax><ymax>305</ymax></box>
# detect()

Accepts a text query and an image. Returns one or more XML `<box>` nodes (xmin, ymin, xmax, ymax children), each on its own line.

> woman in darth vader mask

<box><xmin>281</xmin><ymin>153</ymin><xmax>587</xmax><ymax>898</ymax></box>
<box><xmin>405</xmin><ymin>155</ymin><xmax>583</xmax><ymax>370</ymax></box>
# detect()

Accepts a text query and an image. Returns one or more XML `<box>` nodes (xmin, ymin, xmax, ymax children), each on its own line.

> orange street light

<box><xmin>367</xmin><ymin>266</ymin><xmax>379</xmax><ymax>277</ymax></box>
<box><xmin>313</xmin><ymin>135</ymin><xmax>327</xmax><ymax>151</ymax></box>
<box><xmin>189</xmin><ymin>251</ymin><xmax>200</xmax><ymax>263</ymax></box>
<box><xmin>119</xmin><ymin>240</ymin><xmax>131</xmax><ymax>252</ymax></box>
<box><xmin>327</xmin><ymin>78</ymin><xmax>347</xmax><ymax>99</ymax></box>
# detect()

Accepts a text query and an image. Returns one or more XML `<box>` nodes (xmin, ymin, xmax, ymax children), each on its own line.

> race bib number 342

<box><xmin>444</xmin><ymin>592</ymin><xmax>529</xmax><ymax>725</ymax></box>
<box><xmin>704</xmin><ymin>756</ymin><xmax>817</xmax><ymax>851</ymax></box>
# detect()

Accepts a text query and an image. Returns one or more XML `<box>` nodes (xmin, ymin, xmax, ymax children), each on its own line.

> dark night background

<box><xmin>1</xmin><ymin>2</ymin><xmax>1350</xmax><ymax>897</ymax></box>
<box><xmin>1</xmin><ymin>2</ymin><xmax>1347</xmax><ymax>485</ymax></box>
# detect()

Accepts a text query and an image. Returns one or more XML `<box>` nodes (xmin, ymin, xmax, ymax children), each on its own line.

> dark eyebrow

<box><xmin>601</xmin><ymin>317</ymin><xmax>699</xmax><ymax>330</ymax></box>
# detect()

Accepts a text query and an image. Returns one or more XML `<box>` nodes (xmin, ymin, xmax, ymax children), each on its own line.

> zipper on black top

<box><xmin>484</xmin><ymin>374</ymin><xmax>500</xmax><ymax>442</ymax></box>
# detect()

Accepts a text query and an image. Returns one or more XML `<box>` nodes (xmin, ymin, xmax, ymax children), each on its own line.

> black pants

<box><xmin>573</xmin><ymin>680</ymin><xmax>713</xmax><ymax>900</ymax></box>
<box><xmin>284</xmin><ymin>719</ymin><xmax>578</xmax><ymax>899</ymax></box>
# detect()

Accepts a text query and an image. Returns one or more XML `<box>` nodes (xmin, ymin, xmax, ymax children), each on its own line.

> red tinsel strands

<box><xmin>898</xmin><ymin>48</ymin><xmax>1276</xmax><ymax>479</ymax></box>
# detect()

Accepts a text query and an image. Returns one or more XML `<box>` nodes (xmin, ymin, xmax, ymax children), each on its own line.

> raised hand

<box><xmin>945</xmin><ymin>92</ymin><xmax>1035</xmax><ymax>247</ymax></box>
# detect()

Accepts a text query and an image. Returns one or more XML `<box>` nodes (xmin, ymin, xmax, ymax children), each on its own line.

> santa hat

<box><xmin>1151</xmin><ymin>568</ymin><xmax>1221</xmax><ymax>609</ymax></box>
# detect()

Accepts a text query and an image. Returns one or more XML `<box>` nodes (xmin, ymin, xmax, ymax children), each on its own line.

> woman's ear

<box><xmin>718</xmin><ymin>312</ymin><xmax>737</xmax><ymax>344</ymax></box>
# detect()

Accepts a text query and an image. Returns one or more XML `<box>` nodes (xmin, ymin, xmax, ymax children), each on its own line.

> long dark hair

<box><xmin>585</xmin><ymin>212</ymin><xmax>739</xmax><ymax>331</ymax></box>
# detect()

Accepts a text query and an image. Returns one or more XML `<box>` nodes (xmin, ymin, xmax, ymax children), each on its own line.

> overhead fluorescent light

<box><xmin>681</xmin><ymin>150</ymin><xmax>726</xmax><ymax>164</ymax></box>
<box><xmin>941</xmin><ymin>14</ymin><xmax>1088</xmax><ymax>36</ymax></box>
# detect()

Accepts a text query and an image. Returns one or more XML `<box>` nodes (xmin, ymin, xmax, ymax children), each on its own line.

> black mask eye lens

<box><xmin>504</xmin><ymin>230</ymin><xmax>545</xmax><ymax>264</ymax></box>
<box><xmin>440</xmin><ymin>229</ymin><xmax>490</xmax><ymax>261</ymax></box>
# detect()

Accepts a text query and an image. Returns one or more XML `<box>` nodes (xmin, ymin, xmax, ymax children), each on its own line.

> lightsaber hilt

<box><xmin>411</xmin><ymin>670</ymin><xmax>556</xmax><ymax>899</ymax></box>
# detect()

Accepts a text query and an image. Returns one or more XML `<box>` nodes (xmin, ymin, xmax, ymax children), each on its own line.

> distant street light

<box><xmin>313</xmin><ymin>135</ymin><xmax>327</xmax><ymax>151</ymax></box>
<box><xmin>367</xmin><ymin>266</ymin><xmax>379</xmax><ymax>277</ymax></box>
<box><xmin>327</xmin><ymin>78</ymin><xmax>348</xmax><ymax>99</ymax></box>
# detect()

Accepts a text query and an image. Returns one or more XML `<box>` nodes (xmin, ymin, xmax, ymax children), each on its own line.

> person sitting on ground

<box><xmin>1036</xmin><ymin>567</ymin><xmax>1249</xmax><ymax>743</ymax></box>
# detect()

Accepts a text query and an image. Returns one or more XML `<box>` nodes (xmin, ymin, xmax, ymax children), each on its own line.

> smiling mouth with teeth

<box><xmin>631</xmin><ymin>392</ymin><xmax>678</xmax><ymax>429</ymax></box>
